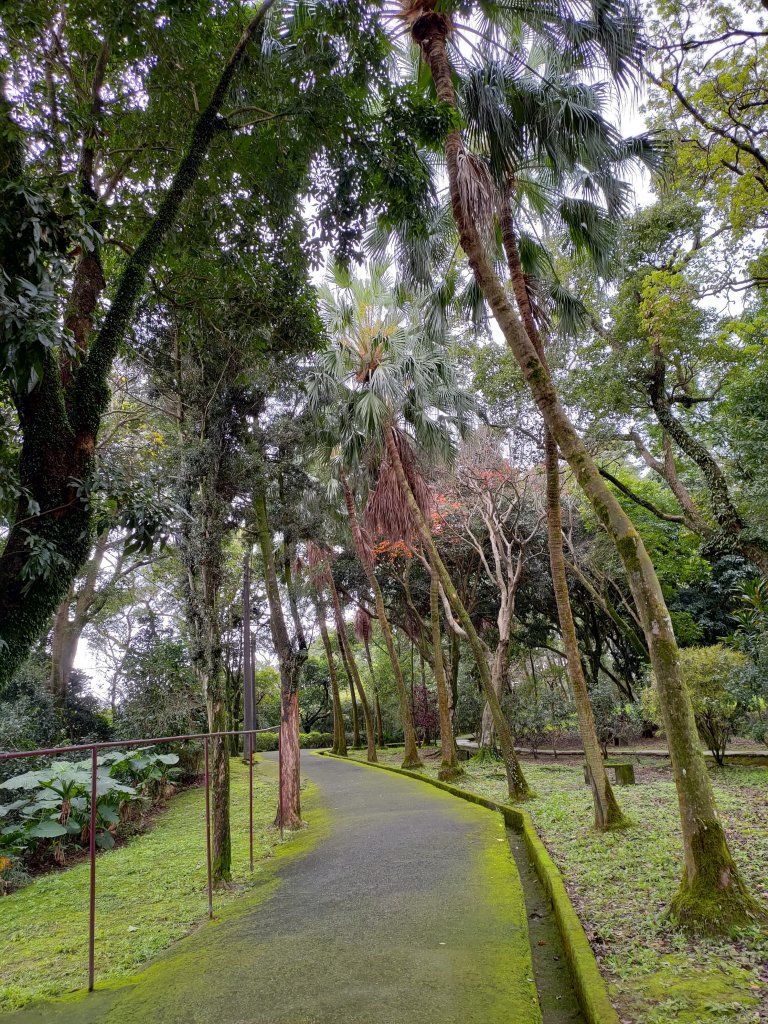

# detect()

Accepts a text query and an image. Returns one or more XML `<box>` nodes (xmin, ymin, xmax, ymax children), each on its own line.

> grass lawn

<box><xmin>348</xmin><ymin>746</ymin><xmax>768</xmax><ymax>1024</ymax></box>
<box><xmin>0</xmin><ymin>757</ymin><xmax>298</xmax><ymax>1012</ymax></box>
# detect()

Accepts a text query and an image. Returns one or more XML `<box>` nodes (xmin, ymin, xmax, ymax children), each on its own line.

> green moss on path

<box><xmin>2</xmin><ymin>751</ymin><xmax>543</xmax><ymax>1024</ymax></box>
<box><xmin>0</xmin><ymin>758</ymin><xmax>307</xmax><ymax>1014</ymax></box>
<box><xmin>349</xmin><ymin>747</ymin><xmax>768</xmax><ymax>1024</ymax></box>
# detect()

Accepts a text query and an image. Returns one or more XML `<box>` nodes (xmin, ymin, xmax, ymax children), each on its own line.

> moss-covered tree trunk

<box><xmin>544</xmin><ymin>429</ymin><xmax>626</xmax><ymax>829</ymax></box>
<box><xmin>339</xmin><ymin>473</ymin><xmax>421</xmax><ymax>768</ymax></box>
<box><xmin>327</xmin><ymin>576</ymin><xmax>377</xmax><ymax>763</ymax></box>
<box><xmin>207</xmin><ymin>665</ymin><xmax>232</xmax><ymax>882</ymax></box>
<box><xmin>501</xmin><ymin>201</ymin><xmax>626</xmax><ymax>831</ymax></box>
<box><xmin>430</xmin><ymin>568</ymin><xmax>462</xmax><ymax>779</ymax></box>
<box><xmin>254</xmin><ymin>489</ymin><xmax>303</xmax><ymax>829</ymax></box>
<box><xmin>384</xmin><ymin>428</ymin><xmax>530</xmax><ymax>800</ymax></box>
<box><xmin>415</xmin><ymin>15</ymin><xmax>762</xmax><ymax>927</ymax></box>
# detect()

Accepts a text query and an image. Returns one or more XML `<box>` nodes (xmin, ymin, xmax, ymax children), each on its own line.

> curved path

<box><xmin>6</xmin><ymin>753</ymin><xmax>542</xmax><ymax>1024</ymax></box>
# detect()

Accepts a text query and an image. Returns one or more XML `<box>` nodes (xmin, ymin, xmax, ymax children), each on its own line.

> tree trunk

<box><xmin>339</xmin><ymin>472</ymin><xmax>421</xmax><ymax>768</ymax></box>
<box><xmin>49</xmin><ymin>528</ymin><xmax>112</xmax><ymax>701</ymax></box>
<box><xmin>545</xmin><ymin>429</ymin><xmax>626</xmax><ymax>829</ymax></box>
<box><xmin>207</xmin><ymin>665</ymin><xmax>232</xmax><ymax>882</ymax></box>
<box><xmin>337</xmin><ymin>632</ymin><xmax>360</xmax><ymax>746</ymax></box>
<box><xmin>648</xmin><ymin>345</ymin><xmax>768</xmax><ymax>574</ymax></box>
<box><xmin>361</xmin><ymin>634</ymin><xmax>385</xmax><ymax>748</ymax></box>
<box><xmin>501</xmin><ymin>199</ymin><xmax>626</xmax><ymax>830</ymax></box>
<box><xmin>312</xmin><ymin>587</ymin><xmax>347</xmax><ymax>756</ymax></box>
<box><xmin>327</xmin><ymin>576</ymin><xmax>377</xmax><ymax>763</ymax></box>
<box><xmin>375</xmin><ymin>691</ymin><xmax>385</xmax><ymax>747</ymax></box>
<box><xmin>50</xmin><ymin>586</ymin><xmax>76</xmax><ymax>702</ymax></box>
<box><xmin>254</xmin><ymin>489</ymin><xmax>302</xmax><ymax>829</ymax></box>
<box><xmin>430</xmin><ymin>568</ymin><xmax>461</xmax><ymax>778</ymax></box>
<box><xmin>416</xmin><ymin>22</ymin><xmax>762</xmax><ymax>928</ymax></box>
<box><xmin>384</xmin><ymin>428</ymin><xmax>530</xmax><ymax>800</ymax></box>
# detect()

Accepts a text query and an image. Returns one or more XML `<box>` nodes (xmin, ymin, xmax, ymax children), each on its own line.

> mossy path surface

<box><xmin>3</xmin><ymin>751</ymin><xmax>542</xmax><ymax>1024</ymax></box>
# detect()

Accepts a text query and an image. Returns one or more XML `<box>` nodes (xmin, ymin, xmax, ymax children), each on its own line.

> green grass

<box><xmin>0</xmin><ymin>758</ymin><xmax>297</xmax><ymax>1012</ymax></box>
<box><xmin>351</xmin><ymin>747</ymin><xmax>768</xmax><ymax>1024</ymax></box>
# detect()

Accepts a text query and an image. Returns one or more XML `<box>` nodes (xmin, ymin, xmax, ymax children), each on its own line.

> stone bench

<box><xmin>584</xmin><ymin>761</ymin><xmax>636</xmax><ymax>786</ymax></box>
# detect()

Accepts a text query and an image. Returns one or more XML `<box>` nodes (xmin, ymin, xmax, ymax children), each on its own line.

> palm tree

<box><xmin>397</xmin><ymin>0</ymin><xmax>763</xmax><ymax>926</ymax></box>
<box><xmin>454</xmin><ymin>62</ymin><xmax>634</xmax><ymax>828</ymax></box>
<box><xmin>308</xmin><ymin>267</ymin><xmax>424</xmax><ymax>768</ymax></box>
<box><xmin>308</xmin><ymin>266</ymin><xmax>531</xmax><ymax>799</ymax></box>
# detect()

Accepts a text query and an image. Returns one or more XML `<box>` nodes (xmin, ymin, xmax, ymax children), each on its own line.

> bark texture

<box><xmin>430</xmin><ymin>568</ymin><xmax>461</xmax><ymax>778</ymax></box>
<box><xmin>255</xmin><ymin>489</ymin><xmax>303</xmax><ymax>829</ymax></box>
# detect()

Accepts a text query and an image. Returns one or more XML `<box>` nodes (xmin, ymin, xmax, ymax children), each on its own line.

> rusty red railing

<box><xmin>0</xmin><ymin>726</ymin><xmax>282</xmax><ymax>993</ymax></box>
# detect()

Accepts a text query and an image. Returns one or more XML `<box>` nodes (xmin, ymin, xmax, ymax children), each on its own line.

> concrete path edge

<box><xmin>316</xmin><ymin>751</ymin><xmax>620</xmax><ymax>1024</ymax></box>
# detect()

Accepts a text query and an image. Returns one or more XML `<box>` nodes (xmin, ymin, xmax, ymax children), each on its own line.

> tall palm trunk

<box><xmin>361</xmin><ymin>633</ymin><xmax>385</xmax><ymax>747</ymax></box>
<box><xmin>415</xmin><ymin>18</ymin><xmax>761</xmax><ymax>927</ymax></box>
<box><xmin>339</xmin><ymin>638</ymin><xmax>361</xmax><ymax>746</ymax></box>
<box><xmin>542</xmin><ymin>430</ymin><xmax>625</xmax><ymax>827</ymax></box>
<box><xmin>501</xmin><ymin>199</ymin><xmax>625</xmax><ymax>830</ymax></box>
<box><xmin>430</xmin><ymin>568</ymin><xmax>462</xmax><ymax>779</ymax></box>
<box><xmin>327</xmin><ymin>575</ymin><xmax>377</xmax><ymax>763</ymax></box>
<box><xmin>312</xmin><ymin>586</ymin><xmax>347</xmax><ymax>755</ymax></box>
<box><xmin>384</xmin><ymin>429</ymin><xmax>530</xmax><ymax>800</ymax></box>
<box><xmin>254</xmin><ymin>490</ymin><xmax>302</xmax><ymax>829</ymax></box>
<box><xmin>340</xmin><ymin>472</ymin><xmax>421</xmax><ymax>768</ymax></box>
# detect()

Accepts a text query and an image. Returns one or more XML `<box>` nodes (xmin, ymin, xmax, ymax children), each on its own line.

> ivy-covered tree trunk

<box><xmin>0</xmin><ymin>1</ymin><xmax>276</xmax><ymax>684</ymax></box>
<box><xmin>254</xmin><ymin>489</ymin><xmax>303</xmax><ymax>829</ymax></box>
<box><xmin>430</xmin><ymin>569</ymin><xmax>462</xmax><ymax>779</ymax></box>
<box><xmin>415</xmin><ymin>14</ymin><xmax>763</xmax><ymax>928</ymax></box>
<box><xmin>384</xmin><ymin>429</ymin><xmax>530</xmax><ymax>800</ymax></box>
<box><xmin>339</xmin><ymin>473</ymin><xmax>421</xmax><ymax>768</ymax></box>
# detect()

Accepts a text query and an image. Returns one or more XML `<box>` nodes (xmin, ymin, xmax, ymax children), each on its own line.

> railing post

<box><xmin>203</xmin><ymin>736</ymin><xmax>213</xmax><ymax>919</ymax></box>
<box><xmin>88</xmin><ymin>745</ymin><xmax>97</xmax><ymax>992</ymax></box>
<box><xmin>278</xmin><ymin>719</ymin><xmax>284</xmax><ymax>841</ymax></box>
<box><xmin>248</xmin><ymin>732</ymin><xmax>254</xmax><ymax>872</ymax></box>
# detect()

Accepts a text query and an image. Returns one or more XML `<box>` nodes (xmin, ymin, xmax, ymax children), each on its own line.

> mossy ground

<box><xmin>0</xmin><ymin>758</ymin><xmax>306</xmax><ymax>1013</ymax></box>
<box><xmin>348</xmin><ymin>747</ymin><xmax>768</xmax><ymax>1024</ymax></box>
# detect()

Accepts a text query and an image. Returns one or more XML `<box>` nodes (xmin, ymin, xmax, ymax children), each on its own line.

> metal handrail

<box><xmin>0</xmin><ymin>726</ymin><xmax>283</xmax><ymax>993</ymax></box>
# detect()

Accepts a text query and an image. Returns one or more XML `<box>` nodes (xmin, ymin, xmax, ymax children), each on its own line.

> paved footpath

<box><xmin>6</xmin><ymin>754</ymin><xmax>542</xmax><ymax>1024</ymax></box>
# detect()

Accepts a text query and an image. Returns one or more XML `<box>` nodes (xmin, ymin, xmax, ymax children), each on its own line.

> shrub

<box><xmin>646</xmin><ymin>644</ymin><xmax>750</xmax><ymax>764</ymax></box>
<box><xmin>299</xmin><ymin>731</ymin><xmax>333</xmax><ymax>749</ymax></box>
<box><xmin>588</xmin><ymin>681</ymin><xmax>643</xmax><ymax>755</ymax></box>
<box><xmin>254</xmin><ymin>732</ymin><xmax>279</xmax><ymax>752</ymax></box>
<box><xmin>254</xmin><ymin>731</ymin><xmax>333</xmax><ymax>751</ymax></box>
